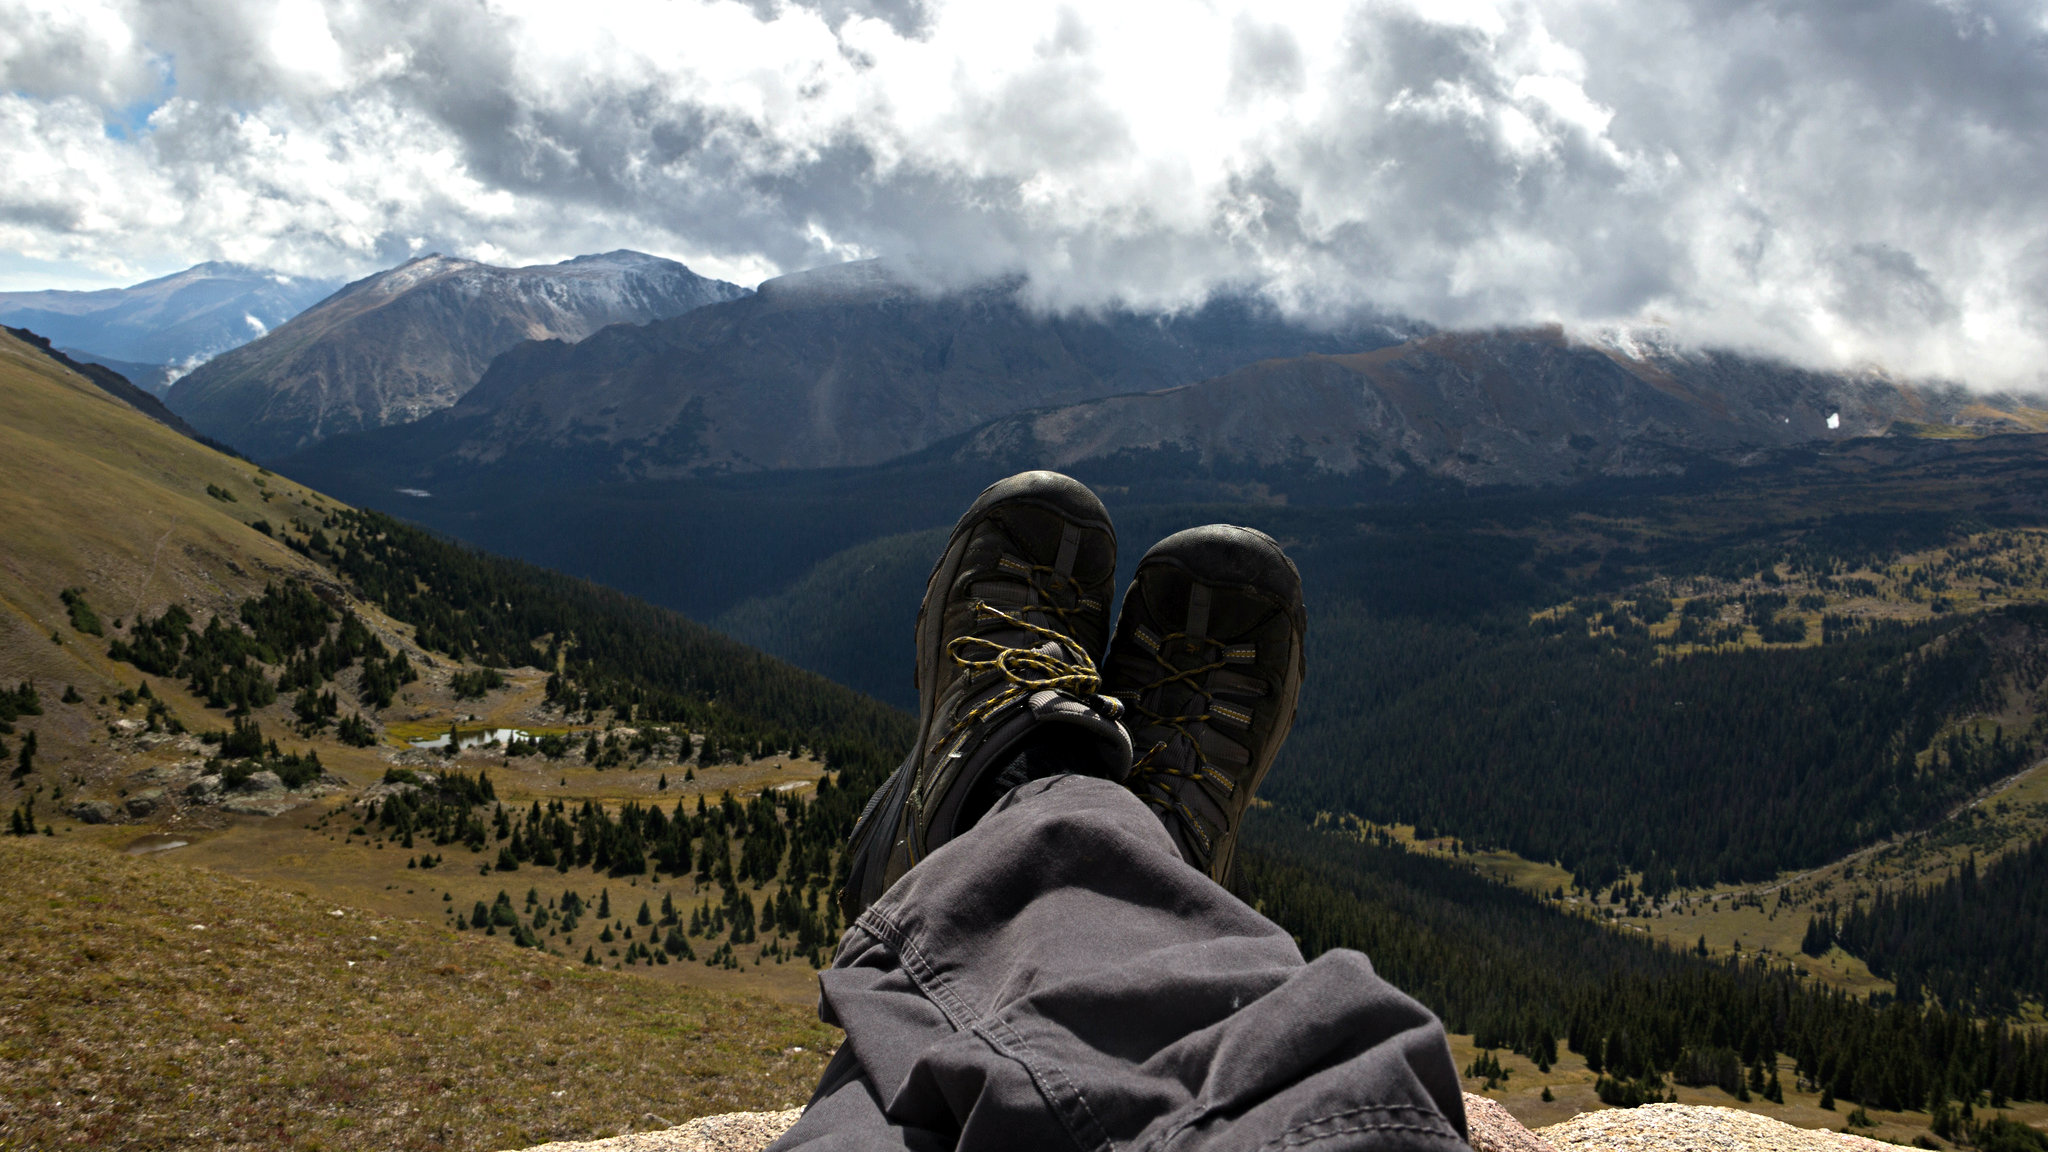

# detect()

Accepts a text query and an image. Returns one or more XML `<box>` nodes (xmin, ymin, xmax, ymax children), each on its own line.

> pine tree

<box><xmin>1801</xmin><ymin>915</ymin><xmax>1833</xmax><ymax>957</ymax></box>
<box><xmin>637</xmin><ymin>900</ymin><xmax>653</xmax><ymax>926</ymax></box>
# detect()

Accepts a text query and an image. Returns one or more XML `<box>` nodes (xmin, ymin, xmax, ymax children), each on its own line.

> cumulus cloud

<box><xmin>1</xmin><ymin>0</ymin><xmax>2044</xmax><ymax>386</ymax></box>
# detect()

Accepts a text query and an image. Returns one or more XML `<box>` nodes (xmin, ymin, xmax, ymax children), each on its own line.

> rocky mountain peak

<box><xmin>165</xmin><ymin>250</ymin><xmax>750</xmax><ymax>459</ymax></box>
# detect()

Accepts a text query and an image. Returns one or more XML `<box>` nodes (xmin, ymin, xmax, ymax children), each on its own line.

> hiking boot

<box><xmin>839</xmin><ymin>471</ymin><xmax>1131</xmax><ymax>921</ymax></box>
<box><xmin>1103</xmin><ymin>525</ymin><xmax>1305</xmax><ymax>885</ymax></box>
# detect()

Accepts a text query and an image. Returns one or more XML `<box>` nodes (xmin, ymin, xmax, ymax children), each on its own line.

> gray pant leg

<box><xmin>772</xmin><ymin>775</ymin><xmax>1468</xmax><ymax>1152</ymax></box>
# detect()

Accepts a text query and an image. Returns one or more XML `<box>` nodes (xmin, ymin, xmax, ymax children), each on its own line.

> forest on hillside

<box><xmin>1823</xmin><ymin>836</ymin><xmax>2048</xmax><ymax>1015</ymax></box>
<box><xmin>1276</xmin><ymin>606</ymin><xmax>2043</xmax><ymax>887</ymax></box>
<box><xmin>1235</xmin><ymin>815</ymin><xmax>2048</xmax><ymax>1115</ymax></box>
<box><xmin>713</xmin><ymin>483</ymin><xmax>2048</xmax><ymax>887</ymax></box>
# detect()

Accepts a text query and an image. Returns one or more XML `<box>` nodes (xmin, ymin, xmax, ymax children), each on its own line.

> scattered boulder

<box><xmin>124</xmin><ymin>789</ymin><xmax>166</xmax><ymax>818</ymax></box>
<box><xmin>186</xmin><ymin>775</ymin><xmax>222</xmax><ymax>799</ymax></box>
<box><xmin>132</xmin><ymin>762</ymin><xmax>203</xmax><ymax>784</ymax></box>
<box><xmin>238</xmin><ymin>770</ymin><xmax>285</xmax><ymax>793</ymax></box>
<box><xmin>66</xmin><ymin>800</ymin><xmax>116</xmax><ymax>824</ymax></box>
<box><xmin>221</xmin><ymin>793</ymin><xmax>305</xmax><ymax>817</ymax></box>
<box><xmin>111</xmin><ymin>719</ymin><xmax>146</xmax><ymax>736</ymax></box>
<box><xmin>360</xmin><ymin>773</ymin><xmax>433</xmax><ymax>803</ymax></box>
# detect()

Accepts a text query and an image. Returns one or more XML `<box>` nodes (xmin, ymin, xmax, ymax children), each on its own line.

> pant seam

<box><xmin>858</xmin><ymin>904</ymin><xmax>1118</xmax><ymax>1152</ymax></box>
<box><xmin>1253</xmin><ymin>1104</ymin><xmax>1465</xmax><ymax>1151</ymax></box>
<box><xmin>1262</xmin><ymin>1120</ymin><xmax>1466</xmax><ymax>1149</ymax></box>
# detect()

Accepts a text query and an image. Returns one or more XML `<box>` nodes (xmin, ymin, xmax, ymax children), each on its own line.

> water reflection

<box><xmin>408</xmin><ymin>728</ymin><xmax>537</xmax><ymax>751</ymax></box>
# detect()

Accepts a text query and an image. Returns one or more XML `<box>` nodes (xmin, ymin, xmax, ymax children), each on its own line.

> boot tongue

<box><xmin>1029</xmin><ymin>638</ymin><xmax>1073</xmax><ymax>663</ymax></box>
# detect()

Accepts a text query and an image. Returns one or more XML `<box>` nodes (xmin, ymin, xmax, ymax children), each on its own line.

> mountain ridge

<box><xmin>950</xmin><ymin>327</ymin><xmax>2048</xmax><ymax>485</ymax></box>
<box><xmin>1</xmin><ymin>325</ymin><xmax>223</xmax><ymax>450</ymax></box>
<box><xmin>425</xmin><ymin>259</ymin><xmax>1410</xmax><ymax>477</ymax></box>
<box><xmin>166</xmin><ymin>250</ymin><xmax>750</xmax><ymax>459</ymax></box>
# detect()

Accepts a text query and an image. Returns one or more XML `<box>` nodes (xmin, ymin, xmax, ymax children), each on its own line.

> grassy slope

<box><xmin>0</xmin><ymin>331</ymin><xmax>852</xmax><ymax>1145</ymax></box>
<box><xmin>0</xmin><ymin>834</ymin><xmax>833</xmax><ymax>1151</ymax></box>
<box><xmin>0</xmin><ymin>328</ymin><xmax>340</xmax><ymax>756</ymax></box>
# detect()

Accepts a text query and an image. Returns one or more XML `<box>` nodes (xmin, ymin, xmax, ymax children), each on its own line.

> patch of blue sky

<box><xmin>102</xmin><ymin>97</ymin><xmax>167</xmax><ymax>140</ymax></box>
<box><xmin>101</xmin><ymin>57</ymin><xmax>175</xmax><ymax>141</ymax></box>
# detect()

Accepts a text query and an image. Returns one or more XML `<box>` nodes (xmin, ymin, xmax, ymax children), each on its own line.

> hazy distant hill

<box><xmin>428</xmin><ymin>259</ymin><xmax>1408</xmax><ymax>477</ymax></box>
<box><xmin>166</xmin><ymin>251</ymin><xmax>749</xmax><ymax>459</ymax></box>
<box><xmin>954</xmin><ymin>328</ymin><xmax>2048</xmax><ymax>486</ymax></box>
<box><xmin>56</xmin><ymin>348</ymin><xmax>181</xmax><ymax>394</ymax></box>
<box><xmin>0</xmin><ymin>262</ymin><xmax>338</xmax><ymax>381</ymax></box>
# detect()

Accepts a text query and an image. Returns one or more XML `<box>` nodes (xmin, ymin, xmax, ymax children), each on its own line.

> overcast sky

<box><xmin>2</xmin><ymin>0</ymin><xmax>2045</xmax><ymax>386</ymax></box>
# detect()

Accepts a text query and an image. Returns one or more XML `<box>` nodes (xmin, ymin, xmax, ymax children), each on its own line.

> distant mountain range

<box><xmin>0</xmin><ymin>262</ymin><xmax>340</xmax><ymax>386</ymax></box>
<box><xmin>287</xmin><ymin>258</ymin><xmax>1409</xmax><ymax>479</ymax></box>
<box><xmin>256</xmin><ymin>262</ymin><xmax>2048</xmax><ymax>645</ymax></box>
<box><xmin>164</xmin><ymin>250</ymin><xmax>749</xmax><ymax>460</ymax></box>
<box><xmin>278</xmin><ymin>261</ymin><xmax>2048</xmax><ymax>496</ymax></box>
<box><xmin>950</xmin><ymin>328</ymin><xmax>2048</xmax><ymax>486</ymax></box>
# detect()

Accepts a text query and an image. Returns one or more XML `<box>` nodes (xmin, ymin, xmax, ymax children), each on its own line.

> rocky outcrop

<box><xmin>123</xmin><ymin>790</ymin><xmax>165</xmax><ymax>818</ymax></box>
<box><xmin>66</xmin><ymin>800</ymin><xmax>115</xmax><ymax>824</ymax></box>
<box><xmin>503</xmin><ymin>1100</ymin><xmax>1916</xmax><ymax>1152</ymax></box>
<box><xmin>61</xmin><ymin>759</ymin><xmax>345</xmax><ymax>826</ymax></box>
<box><xmin>1466</xmin><ymin>1093</ymin><xmax>1558</xmax><ymax>1152</ymax></box>
<box><xmin>1540</xmin><ymin>1103</ymin><xmax>1901</xmax><ymax>1152</ymax></box>
<box><xmin>504</xmin><ymin>1108</ymin><xmax>802</xmax><ymax>1152</ymax></box>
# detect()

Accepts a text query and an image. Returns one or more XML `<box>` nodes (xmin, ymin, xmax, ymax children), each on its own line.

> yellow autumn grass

<box><xmin>0</xmin><ymin>834</ymin><xmax>835</xmax><ymax>1151</ymax></box>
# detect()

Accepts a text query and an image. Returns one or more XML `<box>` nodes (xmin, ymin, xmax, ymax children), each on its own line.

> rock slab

<box><xmin>1540</xmin><ymin>1103</ymin><xmax>1900</xmax><ymax>1152</ymax></box>
<box><xmin>507</xmin><ymin>1101</ymin><xmax>1909</xmax><ymax>1152</ymax></box>
<box><xmin>1466</xmin><ymin>1093</ymin><xmax>1558</xmax><ymax>1152</ymax></box>
<box><xmin>504</xmin><ymin>1108</ymin><xmax>802</xmax><ymax>1152</ymax></box>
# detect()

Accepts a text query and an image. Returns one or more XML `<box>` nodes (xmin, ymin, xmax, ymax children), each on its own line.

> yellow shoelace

<box><xmin>1125</xmin><ymin>634</ymin><xmax>1231</xmax><ymax>831</ymax></box>
<box><xmin>942</xmin><ymin>602</ymin><xmax>1103</xmax><ymax>745</ymax></box>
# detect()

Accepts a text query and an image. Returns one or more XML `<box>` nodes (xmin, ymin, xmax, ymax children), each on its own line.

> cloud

<box><xmin>0</xmin><ymin>0</ymin><xmax>2044</xmax><ymax>387</ymax></box>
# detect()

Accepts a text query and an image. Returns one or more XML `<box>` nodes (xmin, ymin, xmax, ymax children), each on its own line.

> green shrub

<box><xmin>59</xmin><ymin>589</ymin><xmax>102</xmax><ymax>636</ymax></box>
